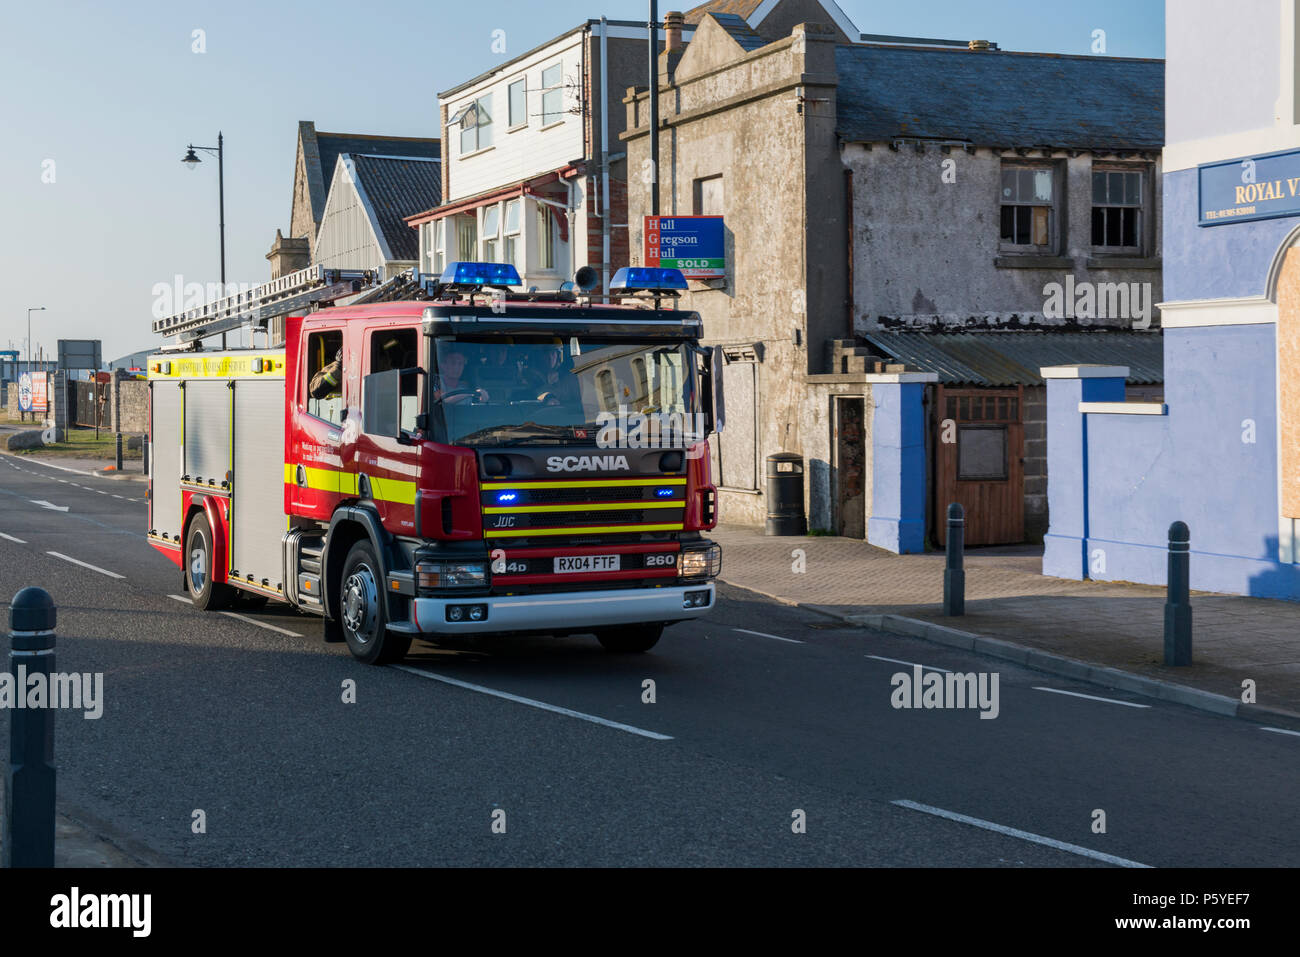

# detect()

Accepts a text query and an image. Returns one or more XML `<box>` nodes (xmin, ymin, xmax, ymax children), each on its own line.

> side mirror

<box><xmin>700</xmin><ymin>346</ymin><xmax>725</xmax><ymax>435</ymax></box>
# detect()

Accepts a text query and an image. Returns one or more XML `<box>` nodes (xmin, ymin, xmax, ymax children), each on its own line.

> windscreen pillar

<box><xmin>1040</xmin><ymin>365</ymin><xmax>1128</xmax><ymax>580</ymax></box>
<box><xmin>866</xmin><ymin>372</ymin><xmax>937</xmax><ymax>554</ymax></box>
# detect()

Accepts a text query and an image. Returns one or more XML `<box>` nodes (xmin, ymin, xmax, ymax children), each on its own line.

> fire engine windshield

<box><xmin>431</xmin><ymin>336</ymin><xmax>702</xmax><ymax>448</ymax></box>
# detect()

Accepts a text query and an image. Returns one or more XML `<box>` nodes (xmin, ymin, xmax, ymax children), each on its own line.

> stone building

<box><xmin>624</xmin><ymin>1</ymin><xmax>1164</xmax><ymax>547</ymax></box>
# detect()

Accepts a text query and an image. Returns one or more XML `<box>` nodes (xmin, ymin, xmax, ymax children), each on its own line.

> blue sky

<box><xmin>0</xmin><ymin>0</ymin><xmax>1164</xmax><ymax>361</ymax></box>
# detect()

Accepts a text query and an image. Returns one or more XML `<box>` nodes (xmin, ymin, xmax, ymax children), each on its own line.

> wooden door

<box><xmin>934</xmin><ymin>385</ymin><xmax>1025</xmax><ymax>546</ymax></box>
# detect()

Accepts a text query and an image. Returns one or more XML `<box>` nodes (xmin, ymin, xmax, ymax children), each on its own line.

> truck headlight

<box><xmin>416</xmin><ymin>561</ymin><xmax>488</xmax><ymax>591</ymax></box>
<box><xmin>678</xmin><ymin>544</ymin><xmax>721</xmax><ymax>579</ymax></box>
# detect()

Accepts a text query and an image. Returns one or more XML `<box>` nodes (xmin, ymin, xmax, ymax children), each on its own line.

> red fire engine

<box><xmin>147</xmin><ymin>263</ymin><xmax>722</xmax><ymax>663</ymax></box>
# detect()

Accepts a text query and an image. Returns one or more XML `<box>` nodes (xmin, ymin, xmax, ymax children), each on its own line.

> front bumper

<box><xmin>398</xmin><ymin>582</ymin><xmax>715</xmax><ymax>635</ymax></box>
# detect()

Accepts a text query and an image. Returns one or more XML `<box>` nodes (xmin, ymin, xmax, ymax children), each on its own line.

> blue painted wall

<box><xmin>868</xmin><ymin>381</ymin><xmax>928</xmax><ymax>554</ymax></box>
<box><xmin>1163</xmin><ymin>169</ymin><xmax>1300</xmax><ymax>301</ymax></box>
<box><xmin>1045</xmin><ymin>324</ymin><xmax>1300</xmax><ymax>598</ymax></box>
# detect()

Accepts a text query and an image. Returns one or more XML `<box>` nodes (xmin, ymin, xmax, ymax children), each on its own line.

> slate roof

<box><xmin>311</xmin><ymin>132</ymin><xmax>439</xmax><ymax>225</ymax></box>
<box><xmin>347</xmin><ymin>155</ymin><xmax>442</xmax><ymax>262</ymax></box>
<box><xmin>835</xmin><ymin>45</ymin><xmax>1164</xmax><ymax>151</ymax></box>
<box><xmin>683</xmin><ymin>0</ymin><xmax>763</xmax><ymax>23</ymax></box>
<box><xmin>861</xmin><ymin>331</ymin><xmax>1164</xmax><ymax>386</ymax></box>
<box><xmin>709</xmin><ymin>12</ymin><xmax>767</xmax><ymax>51</ymax></box>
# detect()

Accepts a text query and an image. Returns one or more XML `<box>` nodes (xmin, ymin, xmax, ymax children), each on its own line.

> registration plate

<box><xmin>554</xmin><ymin>554</ymin><xmax>621</xmax><ymax>573</ymax></box>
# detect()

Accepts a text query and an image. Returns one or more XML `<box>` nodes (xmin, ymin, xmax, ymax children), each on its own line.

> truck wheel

<box><xmin>338</xmin><ymin>540</ymin><xmax>411</xmax><ymax>664</ymax></box>
<box><xmin>186</xmin><ymin>517</ymin><xmax>234</xmax><ymax>611</ymax></box>
<box><xmin>595</xmin><ymin>623</ymin><xmax>663</xmax><ymax>653</ymax></box>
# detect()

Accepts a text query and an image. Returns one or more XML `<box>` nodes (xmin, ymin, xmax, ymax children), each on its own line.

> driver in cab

<box><xmin>433</xmin><ymin>346</ymin><xmax>489</xmax><ymax>404</ymax></box>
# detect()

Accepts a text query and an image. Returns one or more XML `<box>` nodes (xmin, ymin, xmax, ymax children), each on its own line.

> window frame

<box><xmin>507</xmin><ymin>77</ymin><xmax>528</xmax><ymax>130</ymax></box>
<box><xmin>503</xmin><ymin>198</ymin><xmax>522</xmax><ymax>271</ymax></box>
<box><xmin>998</xmin><ymin>160</ymin><xmax>1061</xmax><ymax>254</ymax></box>
<box><xmin>304</xmin><ymin>328</ymin><xmax>346</xmax><ymax>427</ymax></box>
<box><xmin>693</xmin><ymin>174</ymin><xmax>724</xmax><ymax>216</ymax></box>
<box><xmin>1090</xmin><ymin>163</ymin><xmax>1150</xmax><ymax>256</ymax></box>
<box><xmin>535</xmin><ymin>202</ymin><xmax>555</xmax><ymax>271</ymax></box>
<box><xmin>541</xmin><ymin>62</ymin><xmax>564</xmax><ymax>126</ymax></box>
<box><xmin>458</xmin><ymin>93</ymin><xmax>494</xmax><ymax>156</ymax></box>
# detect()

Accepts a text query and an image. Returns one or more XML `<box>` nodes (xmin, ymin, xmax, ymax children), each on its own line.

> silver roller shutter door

<box><xmin>183</xmin><ymin>381</ymin><xmax>230</xmax><ymax>485</ymax></box>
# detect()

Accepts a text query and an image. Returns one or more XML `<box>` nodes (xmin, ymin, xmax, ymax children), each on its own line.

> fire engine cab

<box><xmin>146</xmin><ymin>262</ymin><xmax>723</xmax><ymax>663</ymax></box>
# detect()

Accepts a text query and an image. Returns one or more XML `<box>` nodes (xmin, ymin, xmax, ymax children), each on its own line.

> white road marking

<box><xmin>892</xmin><ymin>799</ymin><xmax>1151</xmax><ymax>869</ymax></box>
<box><xmin>391</xmin><ymin>664</ymin><xmax>674</xmax><ymax>740</ymax></box>
<box><xmin>732</xmin><ymin>627</ymin><xmax>803</xmax><ymax>644</ymax></box>
<box><xmin>168</xmin><ymin>594</ymin><xmax>305</xmax><ymax>637</ymax></box>
<box><xmin>0</xmin><ymin>532</ymin><xmax>27</xmax><ymax>544</ymax></box>
<box><xmin>218</xmin><ymin>611</ymin><xmax>303</xmax><ymax>637</ymax></box>
<box><xmin>867</xmin><ymin>654</ymin><xmax>950</xmax><ymax>672</ymax></box>
<box><xmin>1033</xmin><ymin>686</ymin><xmax>1150</xmax><ymax>709</ymax></box>
<box><xmin>46</xmin><ymin>551</ymin><xmax>124</xmax><ymax>579</ymax></box>
<box><xmin>30</xmin><ymin>500</ymin><xmax>69</xmax><ymax>512</ymax></box>
<box><xmin>112</xmin><ymin>495</ymin><xmax>124</xmax><ymax>499</ymax></box>
<box><xmin>1262</xmin><ymin>726</ymin><xmax>1300</xmax><ymax>738</ymax></box>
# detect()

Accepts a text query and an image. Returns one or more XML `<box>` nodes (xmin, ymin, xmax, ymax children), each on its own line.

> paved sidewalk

<box><xmin>712</xmin><ymin>524</ymin><xmax>1300</xmax><ymax>722</ymax></box>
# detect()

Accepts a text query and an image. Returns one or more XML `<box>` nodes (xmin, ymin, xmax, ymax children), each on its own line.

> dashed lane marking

<box><xmin>867</xmin><ymin>654</ymin><xmax>950</xmax><ymax>672</ymax></box>
<box><xmin>732</xmin><ymin>627</ymin><xmax>804</xmax><ymax>645</ymax></box>
<box><xmin>391</xmin><ymin>664</ymin><xmax>675</xmax><ymax>740</ymax></box>
<box><xmin>1032</xmin><ymin>686</ymin><xmax>1150</xmax><ymax>709</ymax></box>
<box><xmin>46</xmin><ymin>551</ymin><xmax>125</xmax><ymax>579</ymax></box>
<box><xmin>892</xmin><ymin>800</ymin><xmax>1151</xmax><ymax>869</ymax></box>
<box><xmin>0</xmin><ymin>532</ymin><xmax>27</xmax><ymax>544</ymax></box>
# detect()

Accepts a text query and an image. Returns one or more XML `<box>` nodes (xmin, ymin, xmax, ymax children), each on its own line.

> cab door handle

<box><xmin>296</xmin><ymin>465</ymin><xmax>306</xmax><ymax>487</ymax></box>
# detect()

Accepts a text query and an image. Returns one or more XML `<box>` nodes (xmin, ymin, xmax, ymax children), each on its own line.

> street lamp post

<box><xmin>26</xmin><ymin>306</ymin><xmax>45</xmax><ymax>376</ymax></box>
<box><xmin>182</xmin><ymin>132</ymin><xmax>227</xmax><ymax>348</ymax></box>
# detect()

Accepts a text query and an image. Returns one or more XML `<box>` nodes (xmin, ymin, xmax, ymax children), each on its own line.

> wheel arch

<box><xmin>182</xmin><ymin>495</ymin><xmax>229</xmax><ymax>591</ymax></box>
<box><xmin>323</xmin><ymin>506</ymin><xmax>390</xmax><ymax>623</ymax></box>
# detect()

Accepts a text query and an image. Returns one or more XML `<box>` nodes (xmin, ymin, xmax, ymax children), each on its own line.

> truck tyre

<box><xmin>338</xmin><ymin>539</ymin><xmax>411</xmax><ymax>664</ymax></box>
<box><xmin>186</xmin><ymin>516</ymin><xmax>234</xmax><ymax>611</ymax></box>
<box><xmin>595</xmin><ymin>623</ymin><xmax>663</xmax><ymax>653</ymax></box>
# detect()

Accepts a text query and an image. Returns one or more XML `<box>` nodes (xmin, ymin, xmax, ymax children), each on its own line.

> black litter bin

<box><xmin>765</xmin><ymin>452</ymin><xmax>807</xmax><ymax>535</ymax></box>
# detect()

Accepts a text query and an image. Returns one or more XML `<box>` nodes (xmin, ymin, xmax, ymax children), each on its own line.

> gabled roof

<box><xmin>835</xmin><ymin>45</ymin><xmax>1164</xmax><ymax>151</ymax></box>
<box><xmin>862</xmin><ymin>331</ymin><xmax>1164</xmax><ymax>386</ymax></box>
<box><xmin>292</xmin><ymin>121</ymin><xmax>441</xmax><ymax>243</ymax></box>
<box><xmin>342</xmin><ymin>154</ymin><xmax>442</xmax><ymax>262</ymax></box>
<box><xmin>709</xmin><ymin>12</ymin><xmax>767</xmax><ymax>51</ymax></box>
<box><xmin>683</xmin><ymin>0</ymin><xmax>764</xmax><ymax>22</ymax></box>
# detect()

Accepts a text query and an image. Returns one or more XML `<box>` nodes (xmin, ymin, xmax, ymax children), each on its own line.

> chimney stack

<box><xmin>665</xmin><ymin>11</ymin><xmax>684</xmax><ymax>52</ymax></box>
<box><xmin>968</xmin><ymin>39</ymin><xmax>990</xmax><ymax>51</ymax></box>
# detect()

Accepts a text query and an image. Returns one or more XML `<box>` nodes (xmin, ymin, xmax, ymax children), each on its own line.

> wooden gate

<box><xmin>934</xmin><ymin>385</ymin><xmax>1024</xmax><ymax>546</ymax></box>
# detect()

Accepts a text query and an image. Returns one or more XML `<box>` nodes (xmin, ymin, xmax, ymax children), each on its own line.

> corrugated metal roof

<box><xmin>861</xmin><ymin>331</ymin><xmax>1164</xmax><ymax>386</ymax></box>
<box><xmin>709</xmin><ymin>13</ymin><xmax>768</xmax><ymax>51</ymax></box>
<box><xmin>835</xmin><ymin>45</ymin><xmax>1163</xmax><ymax>151</ymax></box>
<box><xmin>350</xmin><ymin>155</ymin><xmax>442</xmax><ymax>262</ymax></box>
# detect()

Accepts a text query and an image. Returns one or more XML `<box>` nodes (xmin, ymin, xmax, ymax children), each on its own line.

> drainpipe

<box><xmin>600</xmin><ymin>17</ymin><xmax>611</xmax><ymax>302</ymax></box>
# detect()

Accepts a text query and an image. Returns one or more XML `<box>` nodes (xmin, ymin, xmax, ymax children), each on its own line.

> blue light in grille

<box><xmin>656</xmin><ymin>488</ymin><xmax>675</xmax><ymax>497</ymax></box>
<box><xmin>496</xmin><ymin>491</ymin><xmax>518</xmax><ymax>503</ymax></box>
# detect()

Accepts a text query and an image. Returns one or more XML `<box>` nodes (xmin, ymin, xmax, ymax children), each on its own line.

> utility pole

<box><xmin>648</xmin><ymin>0</ymin><xmax>659</xmax><ymax>216</ymax></box>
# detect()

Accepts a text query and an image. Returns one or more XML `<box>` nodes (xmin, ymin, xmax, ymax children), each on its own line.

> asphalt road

<box><xmin>1</xmin><ymin>453</ymin><xmax>1297</xmax><ymax>867</ymax></box>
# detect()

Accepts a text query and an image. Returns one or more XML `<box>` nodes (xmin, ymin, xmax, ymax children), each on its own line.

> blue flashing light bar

<box><xmin>610</xmin><ymin>267</ymin><xmax>688</xmax><ymax>293</ymax></box>
<box><xmin>439</xmin><ymin>261</ymin><xmax>522</xmax><ymax>288</ymax></box>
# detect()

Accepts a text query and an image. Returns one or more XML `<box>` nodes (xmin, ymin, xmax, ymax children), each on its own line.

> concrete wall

<box><xmin>112</xmin><ymin>379</ymin><xmax>148</xmax><ymax>434</ymax></box>
<box><xmin>845</xmin><ymin>145</ymin><xmax>1163</xmax><ymax>331</ymax></box>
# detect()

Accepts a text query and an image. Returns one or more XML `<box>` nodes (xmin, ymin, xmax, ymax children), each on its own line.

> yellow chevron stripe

<box><xmin>482</xmin><ymin>501</ymin><xmax>684</xmax><ymax>514</ymax></box>
<box><xmin>485</xmin><ymin>523</ymin><xmax>684</xmax><ymax>537</ymax></box>
<box><xmin>481</xmin><ymin>478</ymin><xmax>687</xmax><ymax>490</ymax></box>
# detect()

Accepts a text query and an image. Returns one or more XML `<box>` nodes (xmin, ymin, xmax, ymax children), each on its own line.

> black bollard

<box><xmin>944</xmin><ymin>503</ymin><xmax>965</xmax><ymax>616</ymax></box>
<box><xmin>1164</xmin><ymin>521</ymin><xmax>1192</xmax><ymax>666</ymax></box>
<box><xmin>115</xmin><ymin>432</ymin><xmax>123</xmax><ymax>472</ymax></box>
<box><xmin>4</xmin><ymin>588</ymin><xmax>57</xmax><ymax>868</ymax></box>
